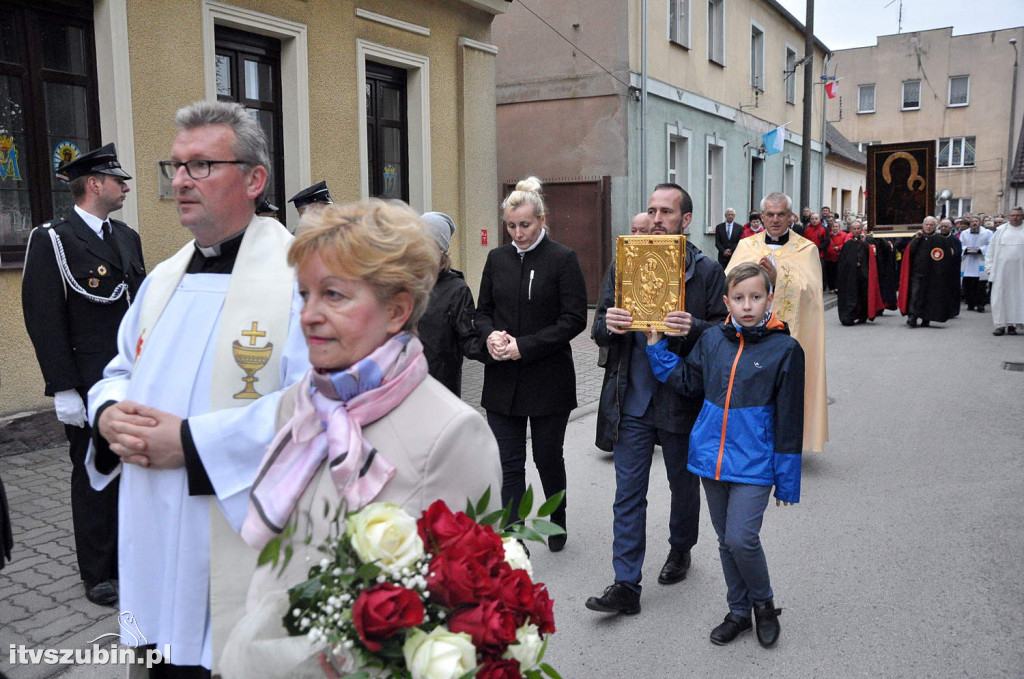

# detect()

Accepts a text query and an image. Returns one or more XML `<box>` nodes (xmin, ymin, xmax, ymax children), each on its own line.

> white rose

<box><xmin>402</xmin><ymin>627</ymin><xmax>477</xmax><ymax>679</ymax></box>
<box><xmin>501</xmin><ymin>623</ymin><xmax>543</xmax><ymax>670</ymax></box>
<box><xmin>501</xmin><ymin>537</ymin><xmax>533</xmax><ymax>577</ymax></box>
<box><xmin>347</xmin><ymin>503</ymin><xmax>424</xmax><ymax>574</ymax></box>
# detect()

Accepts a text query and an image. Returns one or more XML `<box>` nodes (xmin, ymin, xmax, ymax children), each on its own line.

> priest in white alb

<box><xmin>85</xmin><ymin>101</ymin><xmax>309</xmax><ymax>677</ymax></box>
<box><xmin>985</xmin><ymin>206</ymin><xmax>1024</xmax><ymax>336</ymax></box>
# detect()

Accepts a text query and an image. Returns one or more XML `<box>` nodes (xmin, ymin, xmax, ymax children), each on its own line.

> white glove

<box><xmin>54</xmin><ymin>390</ymin><xmax>88</xmax><ymax>428</ymax></box>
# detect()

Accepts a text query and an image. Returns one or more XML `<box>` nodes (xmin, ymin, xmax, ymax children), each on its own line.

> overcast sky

<box><xmin>774</xmin><ymin>0</ymin><xmax>1024</xmax><ymax>51</ymax></box>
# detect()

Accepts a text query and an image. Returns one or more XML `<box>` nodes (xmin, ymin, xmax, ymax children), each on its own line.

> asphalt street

<box><xmin>3</xmin><ymin>301</ymin><xmax>1023</xmax><ymax>677</ymax></box>
<box><xmin>527</xmin><ymin>306</ymin><xmax>1024</xmax><ymax>677</ymax></box>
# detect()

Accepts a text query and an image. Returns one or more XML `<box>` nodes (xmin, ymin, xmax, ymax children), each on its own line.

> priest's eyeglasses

<box><xmin>159</xmin><ymin>159</ymin><xmax>250</xmax><ymax>180</ymax></box>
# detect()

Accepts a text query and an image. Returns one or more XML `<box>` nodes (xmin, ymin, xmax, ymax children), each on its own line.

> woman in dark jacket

<box><xmin>417</xmin><ymin>212</ymin><xmax>482</xmax><ymax>397</ymax></box>
<box><xmin>476</xmin><ymin>177</ymin><xmax>587</xmax><ymax>551</ymax></box>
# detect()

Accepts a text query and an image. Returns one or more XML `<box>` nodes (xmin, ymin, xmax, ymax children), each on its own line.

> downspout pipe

<box><xmin>641</xmin><ymin>0</ymin><xmax>648</xmax><ymax>203</ymax></box>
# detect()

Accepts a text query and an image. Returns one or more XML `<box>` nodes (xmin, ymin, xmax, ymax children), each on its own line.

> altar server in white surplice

<box><xmin>85</xmin><ymin>100</ymin><xmax>309</xmax><ymax>677</ymax></box>
<box><xmin>985</xmin><ymin>206</ymin><xmax>1024</xmax><ymax>336</ymax></box>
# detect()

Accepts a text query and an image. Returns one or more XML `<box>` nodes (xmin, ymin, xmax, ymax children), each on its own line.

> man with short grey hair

<box><xmin>897</xmin><ymin>216</ymin><xmax>958</xmax><ymax>329</ymax></box>
<box><xmin>714</xmin><ymin>207</ymin><xmax>742</xmax><ymax>268</ymax></box>
<box><xmin>85</xmin><ymin>100</ymin><xmax>309</xmax><ymax>676</ymax></box>
<box><xmin>726</xmin><ymin>192</ymin><xmax>828</xmax><ymax>453</ymax></box>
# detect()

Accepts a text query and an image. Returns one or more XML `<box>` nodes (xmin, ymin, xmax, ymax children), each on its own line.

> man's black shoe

<box><xmin>906</xmin><ymin>315</ymin><xmax>918</xmax><ymax>328</ymax></box>
<box><xmin>753</xmin><ymin>599</ymin><xmax>782</xmax><ymax>647</ymax></box>
<box><xmin>994</xmin><ymin>326</ymin><xmax>1006</xmax><ymax>336</ymax></box>
<box><xmin>85</xmin><ymin>580</ymin><xmax>118</xmax><ymax>607</ymax></box>
<box><xmin>657</xmin><ymin>548</ymin><xmax>691</xmax><ymax>584</ymax></box>
<box><xmin>547</xmin><ymin>533</ymin><xmax>567</xmax><ymax>552</ymax></box>
<box><xmin>585</xmin><ymin>583</ymin><xmax>640</xmax><ymax>615</ymax></box>
<box><xmin>709</xmin><ymin>613</ymin><xmax>752</xmax><ymax>645</ymax></box>
<box><xmin>1009</xmin><ymin>326</ymin><xmax>1018</xmax><ymax>335</ymax></box>
<box><xmin>920</xmin><ymin>319</ymin><xmax>930</xmax><ymax>327</ymax></box>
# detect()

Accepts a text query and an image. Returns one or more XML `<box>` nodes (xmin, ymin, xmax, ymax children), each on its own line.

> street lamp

<box><xmin>937</xmin><ymin>188</ymin><xmax>952</xmax><ymax>219</ymax></box>
<box><xmin>1005</xmin><ymin>38</ymin><xmax>1019</xmax><ymax>214</ymax></box>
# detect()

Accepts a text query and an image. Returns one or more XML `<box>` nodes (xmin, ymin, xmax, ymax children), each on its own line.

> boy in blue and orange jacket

<box><xmin>645</xmin><ymin>261</ymin><xmax>803</xmax><ymax>649</ymax></box>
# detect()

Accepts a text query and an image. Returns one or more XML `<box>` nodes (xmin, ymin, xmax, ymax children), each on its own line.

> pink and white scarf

<box><xmin>241</xmin><ymin>333</ymin><xmax>427</xmax><ymax>549</ymax></box>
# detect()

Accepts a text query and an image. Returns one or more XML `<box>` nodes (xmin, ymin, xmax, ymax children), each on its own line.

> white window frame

<box><xmin>784</xmin><ymin>44</ymin><xmax>797</xmax><ymax>104</ymax></box>
<box><xmin>666</xmin><ymin>123</ymin><xmax>692</xmax><ymax>193</ymax></box>
<box><xmin>783</xmin><ymin>156</ymin><xmax>795</xmax><ymax>200</ymax></box>
<box><xmin>94</xmin><ymin>0</ymin><xmax>138</xmax><ymax>227</ymax></box>
<box><xmin>858</xmin><ymin>84</ymin><xmax>875</xmax><ymax>114</ymax></box>
<box><xmin>943</xmin><ymin>197</ymin><xmax>972</xmax><ymax>218</ymax></box>
<box><xmin>356</xmin><ymin>40</ymin><xmax>431</xmax><ymax>213</ymax></box>
<box><xmin>668</xmin><ymin>0</ymin><xmax>690</xmax><ymax>48</ymax></box>
<box><xmin>750</xmin><ymin>21</ymin><xmax>765</xmax><ymax>92</ymax></box>
<box><xmin>705</xmin><ymin>136</ymin><xmax>726</xmax><ymax>235</ymax></box>
<box><xmin>901</xmin><ymin>80</ymin><xmax>921</xmax><ymax>111</ymax></box>
<box><xmin>201</xmin><ymin>1</ymin><xmax>311</xmax><ymax>226</ymax></box>
<box><xmin>749</xmin><ymin>150</ymin><xmax>765</xmax><ymax>214</ymax></box>
<box><xmin>948</xmin><ymin>75</ymin><xmax>970</xmax><ymax>107</ymax></box>
<box><xmin>937</xmin><ymin>136</ymin><xmax>976</xmax><ymax>169</ymax></box>
<box><xmin>707</xmin><ymin>0</ymin><xmax>725</xmax><ymax>66</ymax></box>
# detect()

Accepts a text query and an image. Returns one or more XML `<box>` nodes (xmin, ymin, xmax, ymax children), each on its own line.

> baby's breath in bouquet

<box><xmin>268</xmin><ymin>487</ymin><xmax>563</xmax><ymax>679</ymax></box>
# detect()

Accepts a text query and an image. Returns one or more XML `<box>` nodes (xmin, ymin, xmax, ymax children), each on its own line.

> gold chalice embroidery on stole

<box><xmin>233</xmin><ymin>321</ymin><xmax>273</xmax><ymax>399</ymax></box>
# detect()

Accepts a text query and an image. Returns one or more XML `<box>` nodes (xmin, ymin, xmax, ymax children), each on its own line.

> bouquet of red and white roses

<box><xmin>279</xmin><ymin>489</ymin><xmax>563</xmax><ymax>679</ymax></box>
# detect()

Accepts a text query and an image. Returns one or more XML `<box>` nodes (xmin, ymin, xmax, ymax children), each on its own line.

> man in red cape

<box><xmin>898</xmin><ymin>216</ymin><xmax>958</xmax><ymax>328</ymax></box>
<box><xmin>836</xmin><ymin>220</ymin><xmax>884</xmax><ymax>325</ymax></box>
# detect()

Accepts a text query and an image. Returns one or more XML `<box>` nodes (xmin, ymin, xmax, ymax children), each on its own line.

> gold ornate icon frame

<box><xmin>615</xmin><ymin>235</ymin><xmax>686</xmax><ymax>331</ymax></box>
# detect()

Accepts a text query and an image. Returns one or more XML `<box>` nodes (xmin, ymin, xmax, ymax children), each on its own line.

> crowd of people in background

<box><xmin>715</xmin><ymin>203</ymin><xmax>1024</xmax><ymax>337</ymax></box>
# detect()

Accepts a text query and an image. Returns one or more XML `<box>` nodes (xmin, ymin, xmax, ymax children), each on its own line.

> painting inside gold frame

<box><xmin>615</xmin><ymin>235</ymin><xmax>686</xmax><ymax>331</ymax></box>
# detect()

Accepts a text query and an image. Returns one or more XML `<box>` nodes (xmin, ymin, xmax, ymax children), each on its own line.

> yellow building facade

<box><xmin>1</xmin><ymin>0</ymin><xmax>505</xmax><ymax>416</ymax></box>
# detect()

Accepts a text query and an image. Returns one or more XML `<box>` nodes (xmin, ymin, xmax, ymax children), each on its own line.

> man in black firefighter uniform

<box><xmin>21</xmin><ymin>143</ymin><xmax>145</xmax><ymax>606</ymax></box>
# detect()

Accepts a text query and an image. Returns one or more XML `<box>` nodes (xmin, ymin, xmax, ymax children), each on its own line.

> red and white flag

<box><xmin>825</xmin><ymin>80</ymin><xmax>838</xmax><ymax>99</ymax></box>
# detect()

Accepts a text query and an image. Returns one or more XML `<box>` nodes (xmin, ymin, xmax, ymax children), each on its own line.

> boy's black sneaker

<box><xmin>709</xmin><ymin>613</ymin><xmax>752</xmax><ymax>645</ymax></box>
<box><xmin>585</xmin><ymin>583</ymin><xmax>640</xmax><ymax>615</ymax></box>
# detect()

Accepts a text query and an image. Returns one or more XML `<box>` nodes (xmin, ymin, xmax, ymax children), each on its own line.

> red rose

<box><xmin>476</xmin><ymin>659</ymin><xmax>523</xmax><ymax>679</ymax></box>
<box><xmin>530</xmin><ymin>583</ymin><xmax>555</xmax><ymax>635</ymax></box>
<box><xmin>443</xmin><ymin>522</ymin><xmax>505</xmax><ymax>572</ymax></box>
<box><xmin>427</xmin><ymin>551</ymin><xmax>499</xmax><ymax>607</ymax></box>
<box><xmin>496</xmin><ymin>568</ymin><xmax>536</xmax><ymax>625</ymax></box>
<box><xmin>418</xmin><ymin>500</ymin><xmax>476</xmax><ymax>553</ymax></box>
<box><xmin>448</xmin><ymin>600</ymin><xmax>518</xmax><ymax>654</ymax></box>
<box><xmin>351</xmin><ymin>583</ymin><xmax>424</xmax><ymax>652</ymax></box>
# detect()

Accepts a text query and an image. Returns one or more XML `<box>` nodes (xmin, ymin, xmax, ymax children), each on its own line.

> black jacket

<box><xmin>21</xmin><ymin>210</ymin><xmax>146</xmax><ymax>396</ymax></box>
<box><xmin>417</xmin><ymin>268</ymin><xmax>483</xmax><ymax>398</ymax></box>
<box><xmin>592</xmin><ymin>243</ymin><xmax>727</xmax><ymax>451</ymax></box>
<box><xmin>475</xmin><ymin>234</ymin><xmax>588</xmax><ymax>416</ymax></box>
<box><xmin>714</xmin><ymin>221</ymin><xmax>743</xmax><ymax>268</ymax></box>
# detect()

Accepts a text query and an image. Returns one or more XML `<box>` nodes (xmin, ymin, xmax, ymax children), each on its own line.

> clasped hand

<box><xmin>97</xmin><ymin>400</ymin><xmax>185</xmax><ymax>469</ymax></box>
<box><xmin>486</xmin><ymin>330</ymin><xmax>521</xmax><ymax>361</ymax></box>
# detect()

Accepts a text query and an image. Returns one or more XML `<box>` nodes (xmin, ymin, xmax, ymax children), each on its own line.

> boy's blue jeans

<box><xmin>701</xmin><ymin>477</ymin><xmax>774</xmax><ymax>617</ymax></box>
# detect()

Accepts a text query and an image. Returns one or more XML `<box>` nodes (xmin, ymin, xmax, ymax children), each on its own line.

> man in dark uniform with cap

<box><xmin>21</xmin><ymin>143</ymin><xmax>146</xmax><ymax>606</ymax></box>
<box><xmin>287</xmin><ymin>180</ymin><xmax>332</xmax><ymax>216</ymax></box>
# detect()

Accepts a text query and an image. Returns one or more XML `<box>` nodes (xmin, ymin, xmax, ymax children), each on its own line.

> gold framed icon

<box><xmin>615</xmin><ymin>235</ymin><xmax>686</xmax><ymax>331</ymax></box>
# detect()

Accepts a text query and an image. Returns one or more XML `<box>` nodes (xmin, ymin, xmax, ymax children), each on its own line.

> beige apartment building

<box><xmin>1</xmin><ymin>0</ymin><xmax>506</xmax><ymax>416</ymax></box>
<box><xmin>831</xmin><ymin>26</ymin><xmax>1024</xmax><ymax>220</ymax></box>
<box><xmin>494</xmin><ymin>0</ymin><xmax>828</xmax><ymax>301</ymax></box>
